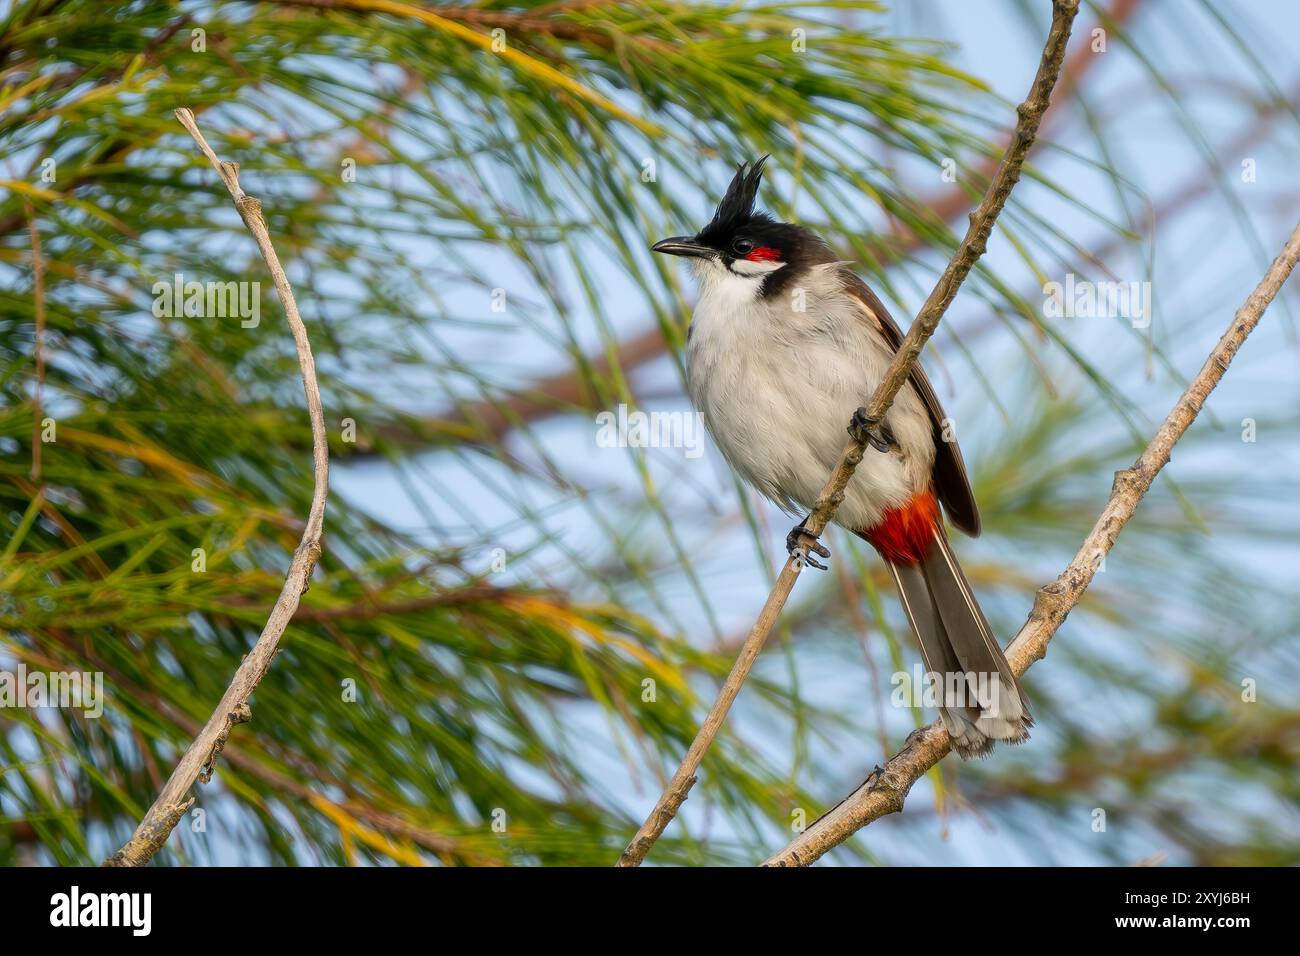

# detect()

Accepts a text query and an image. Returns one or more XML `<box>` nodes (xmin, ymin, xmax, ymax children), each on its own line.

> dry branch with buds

<box><xmin>104</xmin><ymin>108</ymin><xmax>330</xmax><ymax>867</ymax></box>
<box><xmin>766</xmin><ymin>216</ymin><xmax>1300</xmax><ymax>865</ymax></box>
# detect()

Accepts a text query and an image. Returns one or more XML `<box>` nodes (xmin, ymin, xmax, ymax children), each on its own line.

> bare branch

<box><xmin>615</xmin><ymin>0</ymin><xmax>1083</xmax><ymax>868</ymax></box>
<box><xmin>765</xmin><ymin>217</ymin><xmax>1300</xmax><ymax>866</ymax></box>
<box><xmin>104</xmin><ymin>108</ymin><xmax>330</xmax><ymax>867</ymax></box>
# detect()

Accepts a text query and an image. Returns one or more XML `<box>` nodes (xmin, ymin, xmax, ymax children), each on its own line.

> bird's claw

<box><xmin>786</xmin><ymin>521</ymin><xmax>830</xmax><ymax>571</ymax></box>
<box><xmin>849</xmin><ymin>408</ymin><xmax>892</xmax><ymax>453</ymax></box>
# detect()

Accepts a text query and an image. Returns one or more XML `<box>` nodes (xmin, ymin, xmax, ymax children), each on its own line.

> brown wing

<box><xmin>839</xmin><ymin>270</ymin><xmax>981</xmax><ymax>537</ymax></box>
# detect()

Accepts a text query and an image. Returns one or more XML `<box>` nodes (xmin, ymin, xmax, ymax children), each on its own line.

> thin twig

<box><xmin>104</xmin><ymin>108</ymin><xmax>330</xmax><ymax>866</ymax></box>
<box><xmin>615</xmin><ymin>0</ymin><xmax>1082</xmax><ymax>868</ymax></box>
<box><xmin>765</xmin><ymin>216</ymin><xmax>1300</xmax><ymax>866</ymax></box>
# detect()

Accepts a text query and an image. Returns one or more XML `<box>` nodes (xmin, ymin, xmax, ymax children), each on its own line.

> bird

<box><xmin>652</xmin><ymin>157</ymin><xmax>1030</xmax><ymax>758</ymax></box>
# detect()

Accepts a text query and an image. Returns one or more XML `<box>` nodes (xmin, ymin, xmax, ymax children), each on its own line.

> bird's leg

<box><xmin>848</xmin><ymin>407</ymin><xmax>893</xmax><ymax>453</ymax></box>
<box><xmin>786</xmin><ymin>516</ymin><xmax>830</xmax><ymax>571</ymax></box>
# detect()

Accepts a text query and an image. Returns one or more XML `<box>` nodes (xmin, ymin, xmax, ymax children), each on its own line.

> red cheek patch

<box><xmin>745</xmin><ymin>246</ymin><xmax>781</xmax><ymax>262</ymax></box>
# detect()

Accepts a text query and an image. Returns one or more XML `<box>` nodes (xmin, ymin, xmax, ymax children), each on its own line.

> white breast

<box><xmin>684</xmin><ymin>262</ymin><xmax>934</xmax><ymax>531</ymax></box>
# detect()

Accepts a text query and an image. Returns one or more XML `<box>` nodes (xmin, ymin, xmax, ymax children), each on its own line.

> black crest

<box><xmin>698</xmin><ymin>156</ymin><xmax>770</xmax><ymax>245</ymax></box>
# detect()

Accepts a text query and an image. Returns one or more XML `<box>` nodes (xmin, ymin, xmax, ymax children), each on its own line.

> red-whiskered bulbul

<box><xmin>653</xmin><ymin>157</ymin><xmax>1030</xmax><ymax>758</ymax></box>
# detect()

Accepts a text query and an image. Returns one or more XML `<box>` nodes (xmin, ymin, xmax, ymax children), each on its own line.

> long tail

<box><xmin>858</xmin><ymin>492</ymin><xmax>1031</xmax><ymax>759</ymax></box>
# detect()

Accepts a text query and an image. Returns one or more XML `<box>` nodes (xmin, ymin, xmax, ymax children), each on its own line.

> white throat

<box><xmin>690</xmin><ymin>255</ymin><xmax>785</xmax><ymax>310</ymax></box>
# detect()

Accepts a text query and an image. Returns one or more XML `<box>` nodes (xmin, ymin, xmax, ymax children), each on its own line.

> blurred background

<box><xmin>1</xmin><ymin>0</ymin><xmax>1298</xmax><ymax>866</ymax></box>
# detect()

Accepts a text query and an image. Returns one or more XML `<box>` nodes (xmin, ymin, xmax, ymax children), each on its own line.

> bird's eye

<box><xmin>732</xmin><ymin>238</ymin><xmax>754</xmax><ymax>256</ymax></box>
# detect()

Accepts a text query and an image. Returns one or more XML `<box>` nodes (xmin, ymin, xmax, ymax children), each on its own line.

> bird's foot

<box><xmin>848</xmin><ymin>407</ymin><xmax>892</xmax><ymax>453</ymax></box>
<box><xmin>786</xmin><ymin>519</ymin><xmax>830</xmax><ymax>571</ymax></box>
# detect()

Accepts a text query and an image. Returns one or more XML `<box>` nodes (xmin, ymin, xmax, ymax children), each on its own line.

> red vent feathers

<box><xmin>861</xmin><ymin>490</ymin><xmax>940</xmax><ymax>565</ymax></box>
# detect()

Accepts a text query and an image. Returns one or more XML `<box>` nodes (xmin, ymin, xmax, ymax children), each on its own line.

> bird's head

<box><xmin>652</xmin><ymin>156</ymin><xmax>831</xmax><ymax>299</ymax></box>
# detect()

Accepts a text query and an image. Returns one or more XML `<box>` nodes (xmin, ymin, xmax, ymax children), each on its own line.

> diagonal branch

<box><xmin>103</xmin><ymin>108</ymin><xmax>330</xmax><ymax>866</ymax></box>
<box><xmin>765</xmin><ymin>216</ymin><xmax>1300</xmax><ymax>866</ymax></box>
<box><xmin>614</xmin><ymin>0</ymin><xmax>1082</xmax><ymax>868</ymax></box>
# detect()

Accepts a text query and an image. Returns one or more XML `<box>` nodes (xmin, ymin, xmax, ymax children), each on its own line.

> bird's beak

<box><xmin>652</xmin><ymin>236</ymin><xmax>713</xmax><ymax>259</ymax></box>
